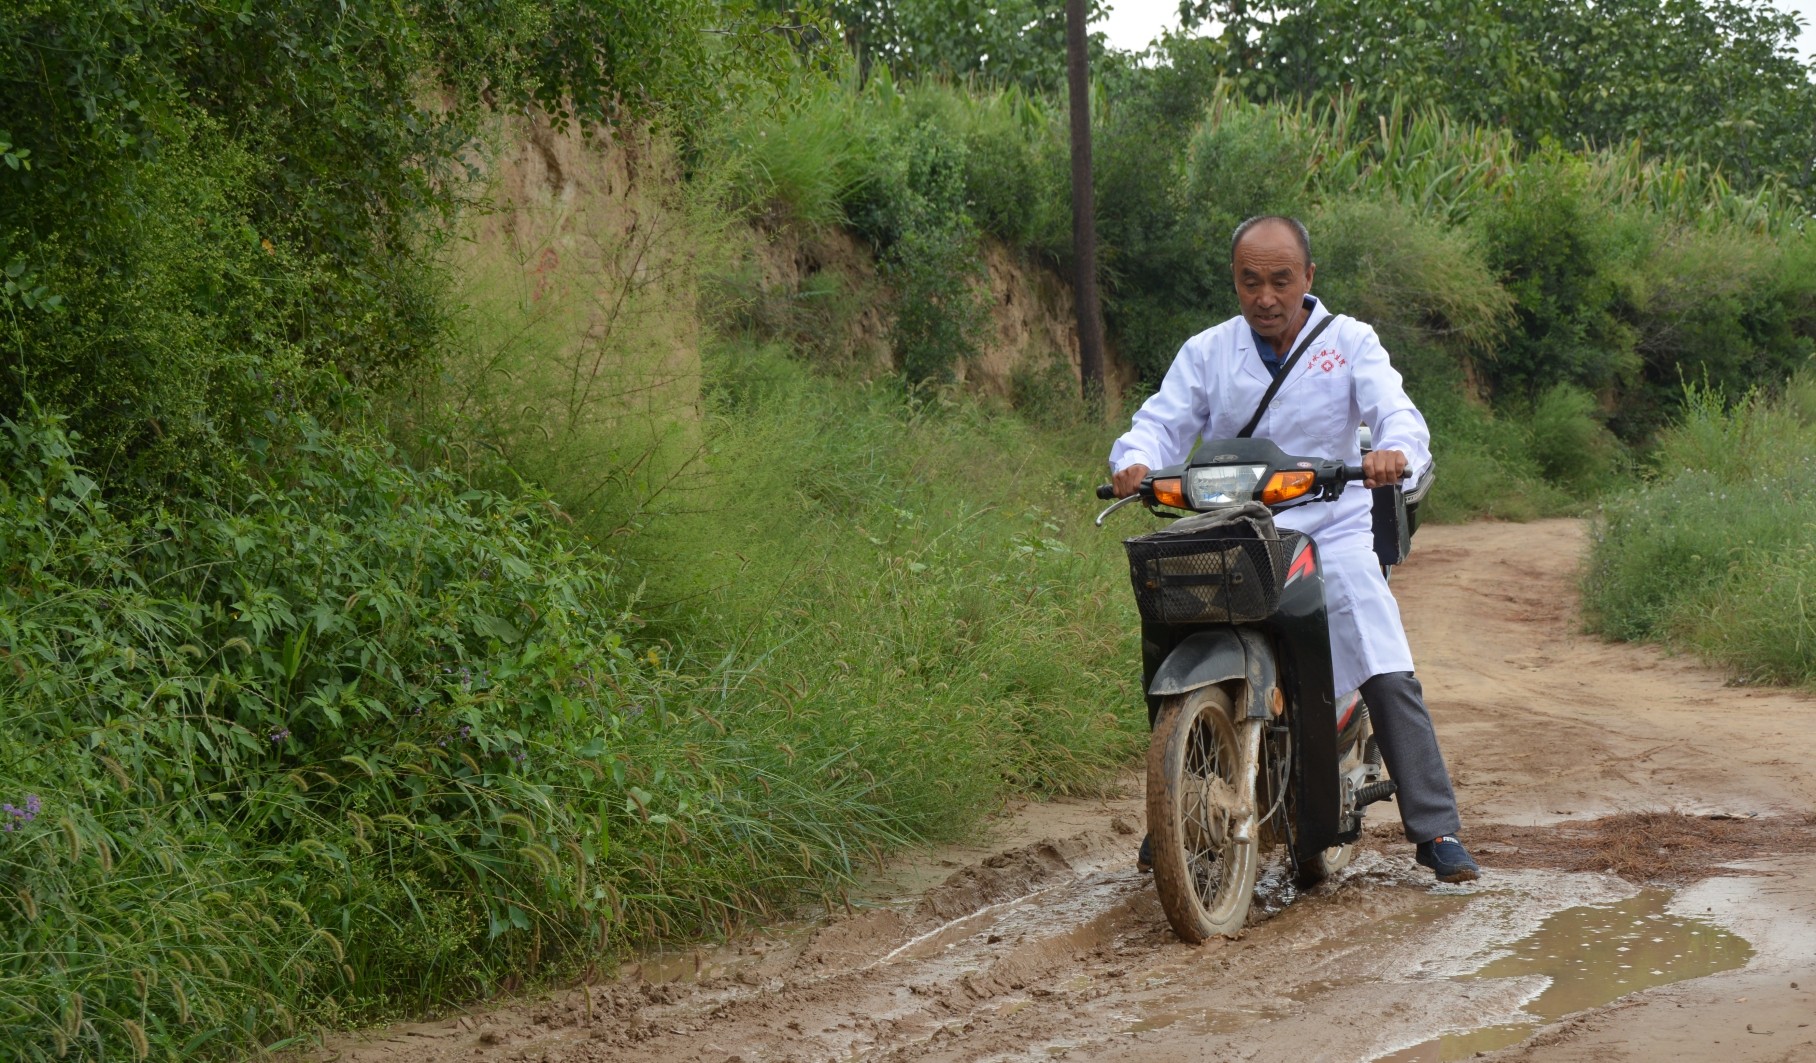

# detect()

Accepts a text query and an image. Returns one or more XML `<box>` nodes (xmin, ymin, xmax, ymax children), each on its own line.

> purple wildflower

<box><xmin>3</xmin><ymin>794</ymin><xmax>42</xmax><ymax>831</ymax></box>
<box><xmin>270</xmin><ymin>728</ymin><xmax>290</xmax><ymax>743</ymax></box>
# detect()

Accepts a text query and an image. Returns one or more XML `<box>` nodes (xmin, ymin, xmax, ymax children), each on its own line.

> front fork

<box><xmin>1231</xmin><ymin>715</ymin><xmax>1265</xmax><ymax>848</ymax></box>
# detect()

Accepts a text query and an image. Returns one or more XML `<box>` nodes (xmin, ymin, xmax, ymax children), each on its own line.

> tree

<box><xmin>832</xmin><ymin>0</ymin><xmax>1108</xmax><ymax>91</ymax></box>
<box><xmin>1178</xmin><ymin>0</ymin><xmax>1816</xmax><ymax>203</ymax></box>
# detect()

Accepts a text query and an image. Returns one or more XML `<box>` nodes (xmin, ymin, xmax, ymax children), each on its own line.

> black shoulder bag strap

<box><xmin>1236</xmin><ymin>312</ymin><xmax>1336</xmax><ymax>439</ymax></box>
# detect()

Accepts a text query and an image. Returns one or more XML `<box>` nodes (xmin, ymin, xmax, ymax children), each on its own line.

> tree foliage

<box><xmin>1181</xmin><ymin>0</ymin><xmax>1816</xmax><ymax>202</ymax></box>
<box><xmin>831</xmin><ymin>0</ymin><xmax>1109</xmax><ymax>91</ymax></box>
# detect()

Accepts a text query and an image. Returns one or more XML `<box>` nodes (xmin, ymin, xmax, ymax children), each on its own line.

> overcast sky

<box><xmin>1095</xmin><ymin>0</ymin><xmax>1816</xmax><ymax>62</ymax></box>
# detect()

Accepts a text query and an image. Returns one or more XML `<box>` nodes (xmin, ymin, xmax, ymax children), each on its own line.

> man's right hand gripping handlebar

<box><xmin>1111</xmin><ymin>463</ymin><xmax>1150</xmax><ymax>499</ymax></box>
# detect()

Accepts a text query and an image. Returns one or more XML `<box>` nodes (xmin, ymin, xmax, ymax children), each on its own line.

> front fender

<box><xmin>1148</xmin><ymin>628</ymin><xmax>1276</xmax><ymax>720</ymax></box>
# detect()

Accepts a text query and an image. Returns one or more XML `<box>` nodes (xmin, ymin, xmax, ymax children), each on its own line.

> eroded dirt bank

<box><xmin>317</xmin><ymin>520</ymin><xmax>1816</xmax><ymax>1063</ymax></box>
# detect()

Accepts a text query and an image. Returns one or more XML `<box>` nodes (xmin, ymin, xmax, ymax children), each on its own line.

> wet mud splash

<box><xmin>1459</xmin><ymin>811</ymin><xmax>1816</xmax><ymax>884</ymax></box>
<box><xmin>1378</xmin><ymin>890</ymin><xmax>1752</xmax><ymax>1061</ymax></box>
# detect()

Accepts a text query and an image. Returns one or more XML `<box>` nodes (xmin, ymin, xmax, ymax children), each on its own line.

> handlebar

<box><xmin>1095</xmin><ymin>465</ymin><xmax>1372</xmax><ymax>502</ymax></box>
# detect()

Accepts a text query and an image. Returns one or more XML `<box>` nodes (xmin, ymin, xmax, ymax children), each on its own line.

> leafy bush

<box><xmin>0</xmin><ymin>406</ymin><xmax>919</xmax><ymax>1057</ymax></box>
<box><xmin>1413</xmin><ymin>382</ymin><xmax>1575</xmax><ymax>523</ymax></box>
<box><xmin>848</xmin><ymin>114</ymin><xmax>991</xmax><ymax>382</ymax></box>
<box><xmin>1525</xmin><ymin>384</ymin><xmax>1624</xmax><ymax>495</ymax></box>
<box><xmin>1625</xmin><ymin>225</ymin><xmax>1816</xmax><ymax>435</ymax></box>
<box><xmin>949</xmin><ymin>88</ymin><xmax>1071</xmax><ymax>258</ymax></box>
<box><xmin>715</xmin><ymin>80</ymin><xmax>875</xmax><ymax>230</ymax></box>
<box><xmin>1583</xmin><ymin>385</ymin><xmax>1816</xmax><ymax>683</ymax></box>
<box><xmin>1309</xmin><ymin>197</ymin><xmax>1512</xmax><ymax>357</ymax></box>
<box><xmin>1473</xmin><ymin>151</ymin><xmax>1646</xmax><ymax>404</ymax></box>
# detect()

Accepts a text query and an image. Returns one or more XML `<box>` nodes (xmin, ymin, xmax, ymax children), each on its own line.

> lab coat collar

<box><xmin>1235</xmin><ymin>295</ymin><xmax>1327</xmax><ymax>383</ymax></box>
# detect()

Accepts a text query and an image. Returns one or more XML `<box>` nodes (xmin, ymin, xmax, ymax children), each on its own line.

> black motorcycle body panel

<box><xmin>1141</xmin><ymin>532</ymin><xmax>1344</xmax><ymax>869</ymax></box>
<box><xmin>1265</xmin><ymin>535</ymin><xmax>1346</xmax><ymax>861</ymax></box>
<box><xmin>1148</xmin><ymin>628</ymin><xmax>1276</xmax><ymax>721</ymax></box>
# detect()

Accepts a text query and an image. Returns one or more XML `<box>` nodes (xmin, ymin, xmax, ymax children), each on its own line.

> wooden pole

<box><xmin>1065</xmin><ymin>0</ymin><xmax>1107</xmax><ymax>407</ymax></box>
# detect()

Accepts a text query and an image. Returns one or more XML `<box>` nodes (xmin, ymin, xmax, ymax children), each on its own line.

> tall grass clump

<box><xmin>1584</xmin><ymin>384</ymin><xmax>1816</xmax><ymax>683</ymax></box>
<box><xmin>4</xmin><ymin>397</ymin><xmax>988</xmax><ymax>1057</ymax></box>
<box><xmin>635</xmin><ymin>340</ymin><xmax>1146</xmax><ymax>802</ymax></box>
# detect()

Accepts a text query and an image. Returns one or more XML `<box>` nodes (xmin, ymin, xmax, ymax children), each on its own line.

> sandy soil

<box><xmin>313</xmin><ymin>519</ymin><xmax>1816</xmax><ymax>1063</ymax></box>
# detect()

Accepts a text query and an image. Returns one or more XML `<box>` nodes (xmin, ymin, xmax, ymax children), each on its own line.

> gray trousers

<box><xmin>1359</xmin><ymin>671</ymin><xmax>1461</xmax><ymax>842</ymax></box>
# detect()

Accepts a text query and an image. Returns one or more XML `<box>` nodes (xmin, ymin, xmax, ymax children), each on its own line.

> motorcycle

<box><xmin>1094</xmin><ymin>437</ymin><xmax>1425</xmax><ymax>942</ymax></box>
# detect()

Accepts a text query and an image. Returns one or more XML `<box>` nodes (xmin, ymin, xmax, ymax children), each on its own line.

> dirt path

<box><xmin>317</xmin><ymin>520</ymin><xmax>1816</xmax><ymax>1063</ymax></box>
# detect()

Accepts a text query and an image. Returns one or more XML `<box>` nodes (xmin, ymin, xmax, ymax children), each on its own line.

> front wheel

<box><xmin>1147</xmin><ymin>685</ymin><xmax>1261</xmax><ymax>942</ymax></box>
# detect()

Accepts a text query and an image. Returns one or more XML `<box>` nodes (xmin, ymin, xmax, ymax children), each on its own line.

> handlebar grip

<box><xmin>1096</xmin><ymin>484</ymin><xmax>1116</xmax><ymax>500</ymax></box>
<box><xmin>1343</xmin><ymin>465</ymin><xmax>1411</xmax><ymax>484</ymax></box>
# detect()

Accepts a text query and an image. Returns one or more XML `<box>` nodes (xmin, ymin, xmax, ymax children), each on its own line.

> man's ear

<box><xmin>1305</xmin><ymin>262</ymin><xmax>1316</xmax><ymax>287</ymax></box>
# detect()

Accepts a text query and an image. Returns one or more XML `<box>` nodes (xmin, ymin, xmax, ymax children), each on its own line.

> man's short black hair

<box><xmin>1231</xmin><ymin>215</ymin><xmax>1312</xmax><ymax>268</ymax></box>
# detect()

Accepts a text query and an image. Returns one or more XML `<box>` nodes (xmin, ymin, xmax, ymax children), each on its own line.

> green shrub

<box><xmin>0</xmin><ymin>0</ymin><xmax>800</xmax><ymax>485</ymax></box>
<box><xmin>716</xmin><ymin>81</ymin><xmax>875</xmax><ymax>229</ymax></box>
<box><xmin>1414</xmin><ymin>383</ymin><xmax>1575</xmax><ymax>523</ymax></box>
<box><xmin>0</xmin><ymin>405</ymin><xmax>919</xmax><ymax>1057</ymax></box>
<box><xmin>1583</xmin><ymin>385</ymin><xmax>1816</xmax><ymax>683</ymax></box>
<box><xmin>1310</xmin><ymin>196</ymin><xmax>1512</xmax><ymax>357</ymax></box>
<box><xmin>1179</xmin><ymin>102</ymin><xmax>1314</xmax><ymax>229</ymax></box>
<box><xmin>1473</xmin><ymin>151</ymin><xmax>1647</xmax><ymax>404</ymax></box>
<box><xmin>950</xmin><ymin>88</ymin><xmax>1071</xmax><ymax>258</ymax></box>
<box><xmin>1525</xmin><ymin>383</ymin><xmax>1624</xmax><ymax>495</ymax></box>
<box><xmin>850</xmin><ymin>118</ymin><xmax>991</xmax><ymax>382</ymax></box>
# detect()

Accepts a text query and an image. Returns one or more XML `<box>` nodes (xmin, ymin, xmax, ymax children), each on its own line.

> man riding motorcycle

<box><xmin>1109</xmin><ymin>215</ymin><xmax>1479</xmax><ymax>883</ymax></box>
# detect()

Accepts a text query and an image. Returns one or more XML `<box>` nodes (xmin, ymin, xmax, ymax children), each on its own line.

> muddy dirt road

<box><xmin>320</xmin><ymin>520</ymin><xmax>1816</xmax><ymax>1063</ymax></box>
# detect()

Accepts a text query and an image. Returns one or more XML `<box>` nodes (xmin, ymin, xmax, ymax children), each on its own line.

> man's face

<box><xmin>1232</xmin><ymin>222</ymin><xmax>1315</xmax><ymax>345</ymax></box>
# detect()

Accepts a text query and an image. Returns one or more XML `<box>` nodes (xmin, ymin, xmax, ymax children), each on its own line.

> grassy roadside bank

<box><xmin>0</xmin><ymin>355</ymin><xmax>1144</xmax><ymax>1059</ymax></box>
<box><xmin>1583</xmin><ymin>384</ymin><xmax>1816</xmax><ymax>687</ymax></box>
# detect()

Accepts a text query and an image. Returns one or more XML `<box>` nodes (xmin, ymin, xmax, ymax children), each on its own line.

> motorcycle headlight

<box><xmin>1184</xmin><ymin>464</ymin><xmax>1268</xmax><ymax>507</ymax></box>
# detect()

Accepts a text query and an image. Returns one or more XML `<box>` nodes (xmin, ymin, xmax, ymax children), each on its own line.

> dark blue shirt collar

<box><xmin>1252</xmin><ymin>294</ymin><xmax>1321</xmax><ymax>378</ymax></box>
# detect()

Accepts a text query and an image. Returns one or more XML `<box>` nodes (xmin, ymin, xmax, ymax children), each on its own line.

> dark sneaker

<box><xmin>1416</xmin><ymin>835</ymin><xmax>1480</xmax><ymax>883</ymax></box>
<box><xmin>1137</xmin><ymin>832</ymin><xmax>1153</xmax><ymax>874</ymax></box>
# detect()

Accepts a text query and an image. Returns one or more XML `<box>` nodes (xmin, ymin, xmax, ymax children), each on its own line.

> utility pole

<box><xmin>1065</xmin><ymin>0</ymin><xmax>1106</xmax><ymax>408</ymax></box>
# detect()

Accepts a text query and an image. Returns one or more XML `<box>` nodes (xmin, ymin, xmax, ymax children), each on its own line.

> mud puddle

<box><xmin>1109</xmin><ymin>860</ymin><xmax>1755</xmax><ymax>1063</ymax></box>
<box><xmin>1378</xmin><ymin>890</ymin><xmax>1752</xmax><ymax>1061</ymax></box>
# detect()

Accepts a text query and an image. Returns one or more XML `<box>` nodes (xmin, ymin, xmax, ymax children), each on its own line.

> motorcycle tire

<box><xmin>1146</xmin><ymin>684</ymin><xmax>1261</xmax><ymax>943</ymax></box>
<box><xmin>1293</xmin><ymin>710</ymin><xmax>1383</xmax><ymax>888</ymax></box>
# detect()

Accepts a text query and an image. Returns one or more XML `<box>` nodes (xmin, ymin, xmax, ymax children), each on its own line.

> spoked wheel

<box><xmin>1294</xmin><ymin>707</ymin><xmax>1383</xmax><ymax>888</ymax></box>
<box><xmin>1146</xmin><ymin>684</ymin><xmax>1262</xmax><ymax>942</ymax></box>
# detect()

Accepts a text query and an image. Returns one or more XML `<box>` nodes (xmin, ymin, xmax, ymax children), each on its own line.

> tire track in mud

<box><xmin>315</xmin><ymin>520</ymin><xmax>1816</xmax><ymax>1063</ymax></box>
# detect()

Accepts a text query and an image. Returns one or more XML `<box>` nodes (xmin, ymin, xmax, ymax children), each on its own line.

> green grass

<box><xmin>639</xmin><ymin>340</ymin><xmax>1145</xmax><ymax>804</ymax></box>
<box><xmin>1583</xmin><ymin>384</ymin><xmax>1816</xmax><ymax>684</ymax></box>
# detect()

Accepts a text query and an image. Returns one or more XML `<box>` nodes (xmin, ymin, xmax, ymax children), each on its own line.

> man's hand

<box><xmin>1112</xmin><ymin>463</ymin><xmax>1150</xmax><ymax>498</ymax></box>
<box><xmin>1362</xmin><ymin>449</ymin><xmax>1409</xmax><ymax>490</ymax></box>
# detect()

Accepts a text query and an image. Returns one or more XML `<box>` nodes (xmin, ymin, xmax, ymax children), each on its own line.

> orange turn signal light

<box><xmin>1261</xmin><ymin>470</ymin><xmax>1316</xmax><ymax>505</ymax></box>
<box><xmin>1151</xmin><ymin>477</ymin><xmax>1188</xmax><ymax>509</ymax></box>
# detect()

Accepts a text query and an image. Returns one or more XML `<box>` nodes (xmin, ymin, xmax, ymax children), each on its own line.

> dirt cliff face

<box><xmin>745</xmin><ymin>222</ymin><xmax>1133</xmax><ymax>402</ymax></box>
<box><xmin>449</xmin><ymin>109</ymin><xmax>1133</xmax><ymax>468</ymax></box>
<box><xmin>965</xmin><ymin>241</ymin><xmax>1135</xmax><ymax>402</ymax></box>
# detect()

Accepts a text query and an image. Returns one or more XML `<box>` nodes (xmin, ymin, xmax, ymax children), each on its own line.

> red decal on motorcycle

<box><xmin>1284</xmin><ymin>543</ymin><xmax>1316</xmax><ymax>587</ymax></box>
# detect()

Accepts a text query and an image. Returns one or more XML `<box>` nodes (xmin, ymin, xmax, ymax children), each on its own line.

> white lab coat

<box><xmin>1109</xmin><ymin>295</ymin><xmax>1432</xmax><ymax>697</ymax></box>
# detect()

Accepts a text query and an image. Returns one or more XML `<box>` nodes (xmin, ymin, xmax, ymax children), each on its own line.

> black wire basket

<box><xmin>1123</xmin><ymin>533</ymin><xmax>1294</xmax><ymax>625</ymax></box>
